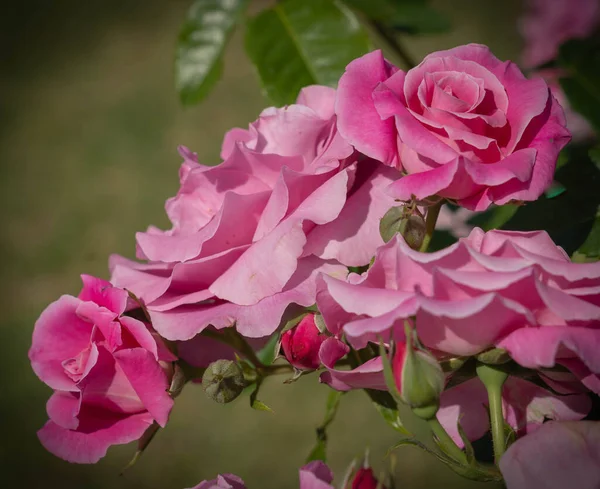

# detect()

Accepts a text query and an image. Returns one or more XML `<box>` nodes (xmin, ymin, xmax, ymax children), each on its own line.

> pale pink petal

<box><xmin>296</xmin><ymin>85</ymin><xmax>337</xmax><ymax>120</ymax></box>
<box><xmin>299</xmin><ymin>461</ymin><xmax>334</xmax><ymax>489</ymax></box>
<box><xmin>500</xmin><ymin>421</ymin><xmax>600</xmax><ymax>489</ymax></box>
<box><xmin>79</xmin><ymin>275</ymin><xmax>128</xmax><ymax>315</ymax></box>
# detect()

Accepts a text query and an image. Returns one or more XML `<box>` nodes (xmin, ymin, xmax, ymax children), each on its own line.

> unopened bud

<box><xmin>280</xmin><ymin>314</ymin><xmax>327</xmax><ymax>370</ymax></box>
<box><xmin>392</xmin><ymin>340</ymin><xmax>444</xmax><ymax>420</ymax></box>
<box><xmin>402</xmin><ymin>214</ymin><xmax>426</xmax><ymax>250</ymax></box>
<box><xmin>202</xmin><ymin>359</ymin><xmax>245</xmax><ymax>404</ymax></box>
<box><xmin>350</xmin><ymin>467</ymin><xmax>387</xmax><ymax>489</ymax></box>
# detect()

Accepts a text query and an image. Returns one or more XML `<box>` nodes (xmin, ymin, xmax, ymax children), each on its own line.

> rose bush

<box><xmin>335</xmin><ymin>44</ymin><xmax>570</xmax><ymax>210</ymax></box>
<box><xmin>28</xmin><ymin>275</ymin><xmax>175</xmax><ymax>463</ymax></box>
<box><xmin>111</xmin><ymin>85</ymin><xmax>398</xmax><ymax>343</ymax></box>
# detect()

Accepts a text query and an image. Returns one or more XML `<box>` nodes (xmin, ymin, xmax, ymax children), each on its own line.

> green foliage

<box><xmin>558</xmin><ymin>38</ymin><xmax>600</xmax><ymax>132</ymax></box>
<box><xmin>245</xmin><ymin>0</ymin><xmax>371</xmax><ymax>105</ymax></box>
<box><xmin>175</xmin><ymin>0</ymin><xmax>248</xmax><ymax>105</ymax></box>
<box><xmin>343</xmin><ymin>0</ymin><xmax>450</xmax><ymax>34</ymax></box>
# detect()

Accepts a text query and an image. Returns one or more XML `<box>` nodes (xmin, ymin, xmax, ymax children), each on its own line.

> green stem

<box><xmin>419</xmin><ymin>200</ymin><xmax>444</xmax><ymax>252</ymax></box>
<box><xmin>476</xmin><ymin>363</ymin><xmax>509</xmax><ymax>464</ymax></box>
<box><xmin>428</xmin><ymin>417</ymin><xmax>467</xmax><ymax>464</ymax></box>
<box><xmin>371</xmin><ymin>21</ymin><xmax>416</xmax><ymax>70</ymax></box>
<box><xmin>259</xmin><ymin>363</ymin><xmax>295</xmax><ymax>376</ymax></box>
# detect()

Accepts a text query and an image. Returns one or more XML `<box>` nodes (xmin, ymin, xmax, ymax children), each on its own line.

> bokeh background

<box><xmin>0</xmin><ymin>0</ymin><xmax>522</xmax><ymax>487</ymax></box>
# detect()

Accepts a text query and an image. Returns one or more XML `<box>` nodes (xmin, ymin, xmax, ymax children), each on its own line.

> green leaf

<box><xmin>306</xmin><ymin>390</ymin><xmax>344</xmax><ymax>462</ymax></box>
<box><xmin>175</xmin><ymin>0</ymin><xmax>248</xmax><ymax>105</ymax></box>
<box><xmin>502</xmin><ymin>144</ymin><xmax>600</xmax><ymax>255</ymax></box>
<box><xmin>256</xmin><ymin>332</ymin><xmax>280</xmax><ymax>366</ymax></box>
<box><xmin>558</xmin><ymin>38</ymin><xmax>600</xmax><ymax>131</ymax></box>
<box><xmin>573</xmin><ymin>210</ymin><xmax>600</xmax><ymax>260</ymax></box>
<box><xmin>374</xmin><ymin>404</ymin><xmax>412</xmax><ymax>436</ymax></box>
<box><xmin>343</xmin><ymin>0</ymin><xmax>450</xmax><ymax>34</ymax></box>
<box><xmin>245</xmin><ymin>0</ymin><xmax>371</xmax><ymax>105</ymax></box>
<box><xmin>249</xmin><ymin>379</ymin><xmax>274</xmax><ymax>413</ymax></box>
<box><xmin>379</xmin><ymin>206</ymin><xmax>405</xmax><ymax>243</ymax></box>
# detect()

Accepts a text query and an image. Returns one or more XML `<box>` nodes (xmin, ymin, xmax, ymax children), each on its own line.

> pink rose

<box><xmin>335</xmin><ymin>45</ymin><xmax>570</xmax><ymax>210</ymax></box>
<box><xmin>28</xmin><ymin>275</ymin><xmax>175</xmax><ymax>463</ymax></box>
<box><xmin>280</xmin><ymin>314</ymin><xmax>327</xmax><ymax>370</ymax></box>
<box><xmin>520</xmin><ymin>0</ymin><xmax>600</xmax><ymax>68</ymax></box>
<box><xmin>317</xmin><ymin>228</ymin><xmax>600</xmax><ymax>426</ymax></box>
<box><xmin>499</xmin><ymin>421</ymin><xmax>600</xmax><ymax>489</ymax></box>
<box><xmin>111</xmin><ymin>86</ymin><xmax>398</xmax><ymax>342</ymax></box>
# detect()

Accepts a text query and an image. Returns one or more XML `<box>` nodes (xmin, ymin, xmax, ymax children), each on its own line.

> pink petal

<box><xmin>79</xmin><ymin>275</ymin><xmax>128</xmax><ymax>315</ymax></box>
<box><xmin>498</xmin><ymin>326</ymin><xmax>600</xmax><ymax>373</ymax></box>
<box><xmin>304</xmin><ymin>163</ymin><xmax>400</xmax><ymax>266</ymax></box>
<box><xmin>29</xmin><ymin>295</ymin><xmax>92</xmax><ymax>391</ymax></box>
<box><xmin>113</xmin><ymin>348</ymin><xmax>174</xmax><ymax>427</ymax></box>
<box><xmin>296</xmin><ymin>85</ymin><xmax>337</xmax><ymax>120</ymax></box>
<box><xmin>46</xmin><ymin>391</ymin><xmax>81</xmax><ymax>430</ymax></box>
<box><xmin>335</xmin><ymin>50</ymin><xmax>400</xmax><ymax>167</ymax></box>
<box><xmin>500</xmin><ymin>421</ymin><xmax>600</xmax><ymax>489</ymax></box>
<box><xmin>37</xmin><ymin>411</ymin><xmax>154</xmax><ymax>464</ymax></box>
<box><xmin>299</xmin><ymin>461</ymin><xmax>334</xmax><ymax>489</ymax></box>
<box><xmin>319</xmin><ymin>338</ymin><xmax>387</xmax><ymax>391</ymax></box>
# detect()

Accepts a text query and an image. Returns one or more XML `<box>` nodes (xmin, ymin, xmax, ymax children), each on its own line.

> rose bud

<box><xmin>392</xmin><ymin>336</ymin><xmax>445</xmax><ymax>420</ymax></box>
<box><xmin>349</xmin><ymin>467</ymin><xmax>386</xmax><ymax>489</ymax></box>
<box><xmin>202</xmin><ymin>359</ymin><xmax>246</xmax><ymax>404</ymax></box>
<box><xmin>280</xmin><ymin>314</ymin><xmax>327</xmax><ymax>370</ymax></box>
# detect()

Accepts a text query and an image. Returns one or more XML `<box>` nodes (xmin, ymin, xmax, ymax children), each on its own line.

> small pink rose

<box><xmin>348</xmin><ymin>467</ymin><xmax>387</xmax><ymax>489</ymax></box>
<box><xmin>336</xmin><ymin>45</ymin><xmax>571</xmax><ymax>210</ymax></box>
<box><xmin>280</xmin><ymin>314</ymin><xmax>327</xmax><ymax>370</ymax></box>
<box><xmin>28</xmin><ymin>275</ymin><xmax>174</xmax><ymax>463</ymax></box>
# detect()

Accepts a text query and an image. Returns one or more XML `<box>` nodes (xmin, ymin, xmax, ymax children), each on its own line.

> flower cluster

<box><xmin>29</xmin><ymin>44</ymin><xmax>599</xmax><ymax>489</ymax></box>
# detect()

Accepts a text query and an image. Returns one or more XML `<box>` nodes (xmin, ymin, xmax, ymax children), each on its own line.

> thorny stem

<box><xmin>428</xmin><ymin>417</ymin><xmax>468</xmax><ymax>464</ymax></box>
<box><xmin>420</xmin><ymin>200</ymin><xmax>444</xmax><ymax>252</ymax></box>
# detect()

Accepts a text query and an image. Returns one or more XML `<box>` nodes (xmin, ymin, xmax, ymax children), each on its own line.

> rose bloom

<box><xmin>111</xmin><ymin>86</ymin><xmax>398</xmax><ymax>342</ymax></box>
<box><xmin>29</xmin><ymin>275</ymin><xmax>175</xmax><ymax>463</ymax></box>
<box><xmin>335</xmin><ymin>44</ymin><xmax>570</xmax><ymax>210</ymax></box>
<box><xmin>520</xmin><ymin>0</ymin><xmax>600</xmax><ymax>68</ymax></box>
<box><xmin>317</xmin><ymin>228</ymin><xmax>599</xmax><ymax>440</ymax></box>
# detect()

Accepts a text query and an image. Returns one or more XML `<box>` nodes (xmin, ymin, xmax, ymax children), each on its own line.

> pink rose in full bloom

<box><xmin>520</xmin><ymin>0</ymin><xmax>600</xmax><ymax>68</ymax></box>
<box><xmin>317</xmin><ymin>228</ymin><xmax>600</xmax><ymax>437</ymax></box>
<box><xmin>280</xmin><ymin>314</ymin><xmax>328</xmax><ymax>370</ymax></box>
<box><xmin>111</xmin><ymin>86</ymin><xmax>398</xmax><ymax>342</ymax></box>
<box><xmin>29</xmin><ymin>275</ymin><xmax>175</xmax><ymax>463</ymax></box>
<box><xmin>499</xmin><ymin>421</ymin><xmax>600</xmax><ymax>489</ymax></box>
<box><xmin>335</xmin><ymin>45</ymin><xmax>570</xmax><ymax>210</ymax></box>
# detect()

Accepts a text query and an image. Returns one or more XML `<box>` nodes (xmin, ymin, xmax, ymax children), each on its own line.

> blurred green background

<box><xmin>0</xmin><ymin>0</ymin><xmax>522</xmax><ymax>487</ymax></box>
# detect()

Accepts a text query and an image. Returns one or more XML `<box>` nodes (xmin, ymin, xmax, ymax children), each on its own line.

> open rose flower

<box><xmin>520</xmin><ymin>0</ymin><xmax>600</xmax><ymax>68</ymax></box>
<box><xmin>317</xmin><ymin>228</ymin><xmax>600</xmax><ymax>433</ymax></box>
<box><xmin>336</xmin><ymin>45</ymin><xmax>570</xmax><ymax>210</ymax></box>
<box><xmin>28</xmin><ymin>275</ymin><xmax>175</xmax><ymax>463</ymax></box>
<box><xmin>500</xmin><ymin>421</ymin><xmax>600</xmax><ymax>489</ymax></box>
<box><xmin>111</xmin><ymin>86</ymin><xmax>398</xmax><ymax>342</ymax></box>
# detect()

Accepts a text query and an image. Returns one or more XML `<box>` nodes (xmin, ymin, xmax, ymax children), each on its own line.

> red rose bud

<box><xmin>280</xmin><ymin>314</ymin><xmax>327</xmax><ymax>370</ymax></box>
<box><xmin>350</xmin><ymin>467</ymin><xmax>386</xmax><ymax>489</ymax></box>
<box><xmin>392</xmin><ymin>338</ymin><xmax>444</xmax><ymax>420</ymax></box>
